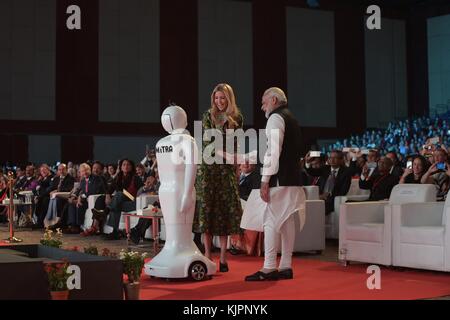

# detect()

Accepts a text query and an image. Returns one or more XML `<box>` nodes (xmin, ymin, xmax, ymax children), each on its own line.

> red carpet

<box><xmin>140</xmin><ymin>255</ymin><xmax>450</xmax><ymax>300</ymax></box>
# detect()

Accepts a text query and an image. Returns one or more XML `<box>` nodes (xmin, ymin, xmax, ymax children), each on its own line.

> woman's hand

<box><xmin>427</xmin><ymin>162</ymin><xmax>437</xmax><ymax>173</ymax></box>
<box><xmin>402</xmin><ymin>168</ymin><xmax>412</xmax><ymax>178</ymax></box>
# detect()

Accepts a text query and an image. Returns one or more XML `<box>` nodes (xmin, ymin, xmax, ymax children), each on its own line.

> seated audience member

<box><xmin>64</xmin><ymin>163</ymin><xmax>106</xmax><ymax>234</ymax></box>
<box><xmin>421</xmin><ymin>149</ymin><xmax>449</xmax><ymax>200</ymax></box>
<box><xmin>136</xmin><ymin>163</ymin><xmax>148</xmax><ymax>184</ymax></box>
<box><xmin>347</xmin><ymin>151</ymin><xmax>367</xmax><ymax>177</ymax></box>
<box><xmin>226</xmin><ymin>160</ymin><xmax>263</xmax><ymax>256</ymax></box>
<box><xmin>0</xmin><ymin>176</ymin><xmax>8</xmax><ymax>223</ymax></box>
<box><xmin>13</xmin><ymin>166</ymin><xmax>27</xmax><ymax>192</ymax></box>
<box><xmin>15</xmin><ymin>165</ymin><xmax>38</xmax><ymax>222</ymax></box>
<box><xmin>105</xmin><ymin>164</ymin><xmax>117</xmax><ymax>185</ymax></box>
<box><xmin>238</xmin><ymin>160</ymin><xmax>261</xmax><ymax>201</ymax></box>
<box><xmin>298</xmin><ymin>159</ymin><xmax>309</xmax><ymax>186</ymax></box>
<box><xmin>32</xmin><ymin>164</ymin><xmax>55</xmax><ymax>229</ymax></box>
<box><xmin>129</xmin><ymin>175</ymin><xmax>162</xmax><ymax>244</ymax></box>
<box><xmin>48</xmin><ymin>182</ymin><xmax>81</xmax><ymax>231</ymax></box>
<box><xmin>359</xmin><ymin>157</ymin><xmax>399</xmax><ymax>201</ymax></box>
<box><xmin>400</xmin><ymin>155</ymin><xmax>429</xmax><ymax>184</ymax></box>
<box><xmin>306</xmin><ymin>154</ymin><xmax>327</xmax><ymax>193</ymax></box>
<box><xmin>79</xmin><ymin>161</ymin><xmax>109</xmax><ymax>235</ymax></box>
<box><xmin>103</xmin><ymin>159</ymin><xmax>143</xmax><ymax>240</ymax></box>
<box><xmin>386</xmin><ymin>151</ymin><xmax>404</xmax><ymax>178</ymax></box>
<box><xmin>43</xmin><ymin>164</ymin><xmax>75</xmax><ymax>228</ymax></box>
<box><xmin>306</xmin><ymin>150</ymin><xmax>352</xmax><ymax>214</ymax></box>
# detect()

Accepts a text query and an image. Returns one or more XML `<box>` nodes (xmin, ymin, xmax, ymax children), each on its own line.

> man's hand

<box><xmin>260</xmin><ymin>182</ymin><xmax>270</xmax><ymax>203</ymax></box>
<box><xmin>362</xmin><ymin>164</ymin><xmax>369</xmax><ymax>177</ymax></box>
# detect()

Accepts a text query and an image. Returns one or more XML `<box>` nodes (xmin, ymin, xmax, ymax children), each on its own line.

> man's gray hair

<box><xmin>264</xmin><ymin>87</ymin><xmax>288</xmax><ymax>106</ymax></box>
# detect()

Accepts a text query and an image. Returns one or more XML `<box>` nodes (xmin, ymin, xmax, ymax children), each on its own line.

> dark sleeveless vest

<box><xmin>267</xmin><ymin>105</ymin><xmax>303</xmax><ymax>187</ymax></box>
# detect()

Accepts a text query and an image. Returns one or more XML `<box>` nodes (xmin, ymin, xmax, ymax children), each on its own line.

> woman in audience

<box><xmin>103</xmin><ymin>159</ymin><xmax>143</xmax><ymax>240</ymax></box>
<box><xmin>399</xmin><ymin>155</ymin><xmax>429</xmax><ymax>184</ymax></box>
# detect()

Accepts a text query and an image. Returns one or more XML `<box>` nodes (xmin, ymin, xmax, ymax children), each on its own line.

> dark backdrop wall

<box><xmin>0</xmin><ymin>0</ymin><xmax>445</xmax><ymax>164</ymax></box>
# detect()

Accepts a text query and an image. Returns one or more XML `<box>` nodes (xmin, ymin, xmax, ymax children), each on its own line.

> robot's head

<box><xmin>161</xmin><ymin>105</ymin><xmax>188</xmax><ymax>134</ymax></box>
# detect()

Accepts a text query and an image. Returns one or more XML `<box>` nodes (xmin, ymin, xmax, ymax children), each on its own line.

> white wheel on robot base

<box><xmin>188</xmin><ymin>261</ymin><xmax>207</xmax><ymax>281</ymax></box>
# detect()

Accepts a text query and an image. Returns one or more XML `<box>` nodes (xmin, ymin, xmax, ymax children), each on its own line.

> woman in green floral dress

<box><xmin>193</xmin><ymin>83</ymin><xmax>243</xmax><ymax>272</ymax></box>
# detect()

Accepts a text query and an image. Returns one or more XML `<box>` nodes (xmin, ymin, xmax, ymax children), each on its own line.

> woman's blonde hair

<box><xmin>210</xmin><ymin>83</ymin><xmax>240</xmax><ymax>128</ymax></box>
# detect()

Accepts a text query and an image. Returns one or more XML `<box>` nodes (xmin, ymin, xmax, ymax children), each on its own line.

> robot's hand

<box><xmin>180</xmin><ymin>193</ymin><xmax>194</xmax><ymax>214</ymax></box>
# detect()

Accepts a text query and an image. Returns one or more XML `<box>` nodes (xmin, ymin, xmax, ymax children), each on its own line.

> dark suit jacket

<box><xmin>35</xmin><ymin>174</ymin><xmax>54</xmax><ymax>198</ymax></box>
<box><xmin>79</xmin><ymin>175</ymin><xmax>106</xmax><ymax>198</ymax></box>
<box><xmin>306</xmin><ymin>165</ymin><xmax>352</xmax><ymax>198</ymax></box>
<box><xmin>390</xmin><ymin>165</ymin><xmax>404</xmax><ymax>178</ymax></box>
<box><xmin>239</xmin><ymin>170</ymin><xmax>261</xmax><ymax>201</ymax></box>
<box><xmin>49</xmin><ymin>175</ymin><xmax>75</xmax><ymax>193</ymax></box>
<box><xmin>359</xmin><ymin>173</ymin><xmax>399</xmax><ymax>201</ymax></box>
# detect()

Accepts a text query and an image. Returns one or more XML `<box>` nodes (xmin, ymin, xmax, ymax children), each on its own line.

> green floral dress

<box><xmin>193</xmin><ymin>110</ymin><xmax>244</xmax><ymax>236</ymax></box>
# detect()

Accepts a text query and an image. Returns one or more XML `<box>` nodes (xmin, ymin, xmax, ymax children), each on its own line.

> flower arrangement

<box><xmin>44</xmin><ymin>259</ymin><xmax>71</xmax><ymax>292</ymax></box>
<box><xmin>119</xmin><ymin>250</ymin><xmax>147</xmax><ymax>283</ymax></box>
<box><xmin>83</xmin><ymin>245</ymin><xmax>99</xmax><ymax>255</ymax></box>
<box><xmin>40</xmin><ymin>229</ymin><xmax>63</xmax><ymax>248</ymax></box>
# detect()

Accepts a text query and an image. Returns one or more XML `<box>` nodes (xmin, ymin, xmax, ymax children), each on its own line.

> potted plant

<box><xmin>44</xmin><ymin>259</ymin><xmax>71</xmax><ymax>300</ymax></box>
<box><xmin>40</xmin><ymin>229</ymin><xmax>63</xmax><ymax>248</ymax></box>
<box><xmin>119</xmin><ymin>249</ymin><xmax>147</xmax><ymax>300</ymax></box>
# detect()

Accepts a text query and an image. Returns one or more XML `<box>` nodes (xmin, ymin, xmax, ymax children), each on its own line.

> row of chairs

<box><xmin>339</xmin><ymin>184</ymin><xmax>450</xmax><ymax>272</ymax></box>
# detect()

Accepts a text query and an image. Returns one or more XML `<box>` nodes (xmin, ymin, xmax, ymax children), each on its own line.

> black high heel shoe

<box><xmin>219</xmin><ymin>262</ymin><xmax>229</xmax><ymax>272</ymax></box>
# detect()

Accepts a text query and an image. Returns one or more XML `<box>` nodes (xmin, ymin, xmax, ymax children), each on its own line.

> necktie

<box><xmin>57</xmin><ymin>176</ymin><xmax>64</xmax><ymax>191</ymax></box>
<box><xmin>85</xmin><ymin>178</ymin><xmax>89</xmax><ymax>194</ymax></box>
<box><xmin>239</xmin><ymin>174</ymin><xmax>246</xmax><ymax>185</ymax></box>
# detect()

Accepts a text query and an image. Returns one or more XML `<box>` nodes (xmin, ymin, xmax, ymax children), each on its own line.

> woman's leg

<box><xmin>203</xmin><ymin>232</ymin><xmax>212</xmax><ymax>260</ymax></box>
<box><xmin>219</xmin><ymin>235</ymin><xmax>228</xmax><ymax>264</ymax></box>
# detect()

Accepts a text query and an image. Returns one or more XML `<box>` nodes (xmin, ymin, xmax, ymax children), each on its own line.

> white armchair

<box><xmin>339</xmin><ymin>184</ymin><xmax>436</xmax><ymax>266</ymax></box>
<box><xmin>82</xmin><ymin>194</ymin><xmax>104</xmax><ymax>231</ymax></box>
<box><xmin>303</xmin><ymin>186</ymin><xmax>319</xmax><ymax>200</ymax></box>
<box><xmin>294</xmin><ymin>194</ymin><xmax>325</xmax><ymax>253</ymax></box>
<box><xmin>326</xmin><ymin>178</ymin><xmax>370</xmax><ymax>239</ymax></box>
<box><xmin>392</xmin><ymin>193</ymin><xmax>450</xmax><ymax>272</ymax></box>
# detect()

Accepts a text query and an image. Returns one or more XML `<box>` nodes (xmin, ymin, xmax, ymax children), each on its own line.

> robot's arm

<box><xmin>180</xmin><ymin>138</ymin><xmax>197</xmax><ymax>214</ymax></box>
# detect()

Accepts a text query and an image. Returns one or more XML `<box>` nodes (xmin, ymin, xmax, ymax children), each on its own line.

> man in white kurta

<box><xmin>245</xmin><ymin>87</ymin><xmax>305</xmax><ymax>281</ymax></box>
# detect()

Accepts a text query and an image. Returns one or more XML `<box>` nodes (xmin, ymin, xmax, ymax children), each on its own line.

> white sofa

<box><xmin>339</xmin><ymin>184</ymin><xmax>436</xmax><ymax>266</ymax></box>
<box><xmin>326</xmin><ymin>178</ymin><xmax>370</xmax><ymax>239</ymax></box>
<box><xmin>392</xmin><ymin>192</ymin><xmax>450</xmax><ymax>272</ymax></box>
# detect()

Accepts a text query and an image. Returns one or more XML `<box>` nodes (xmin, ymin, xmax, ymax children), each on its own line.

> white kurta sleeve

<box><xmin>261</xmin><ymin>113</ymin><xmax>285</xmax><ymax>183</ymax></box>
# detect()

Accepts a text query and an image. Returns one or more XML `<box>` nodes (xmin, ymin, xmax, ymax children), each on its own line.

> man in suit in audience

<box><xmin>44</xmin><ymin>164</ymin><xmax>75</xmax><ymax>228</ymax></box>
<box><xmin>238</xmin><ymin>161</ymin><xmax>261</xmax><ymax>201</ymax></box>
<box><xmin>64</xmin><ymin>163</ymin><xmax>106</xmax><ymax>234</ymax></box>
<box><xmin>306</xmin><ymin>150</ymin><xmax>352</xmax><ymax>214</ymax></box>
<box><xmin>359</xmin><ymin>157</ymin><xmax>399</xmax><ymax>201</ymax></box>
<box><xmin>386</xmin><ymin>151</ymin><xmax>404</xmax><ymax>178</ymax></box>
<box><xmin>307</xmin><ymin>155</ymin><xmax>326</xmax><ymax>193</ymax></box>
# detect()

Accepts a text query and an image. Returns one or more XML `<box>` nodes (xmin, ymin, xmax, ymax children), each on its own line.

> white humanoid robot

<box><xmin>144</xmin><ymin>105</ymin><xmax>216</xmax><ymax>281</ymax></box>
